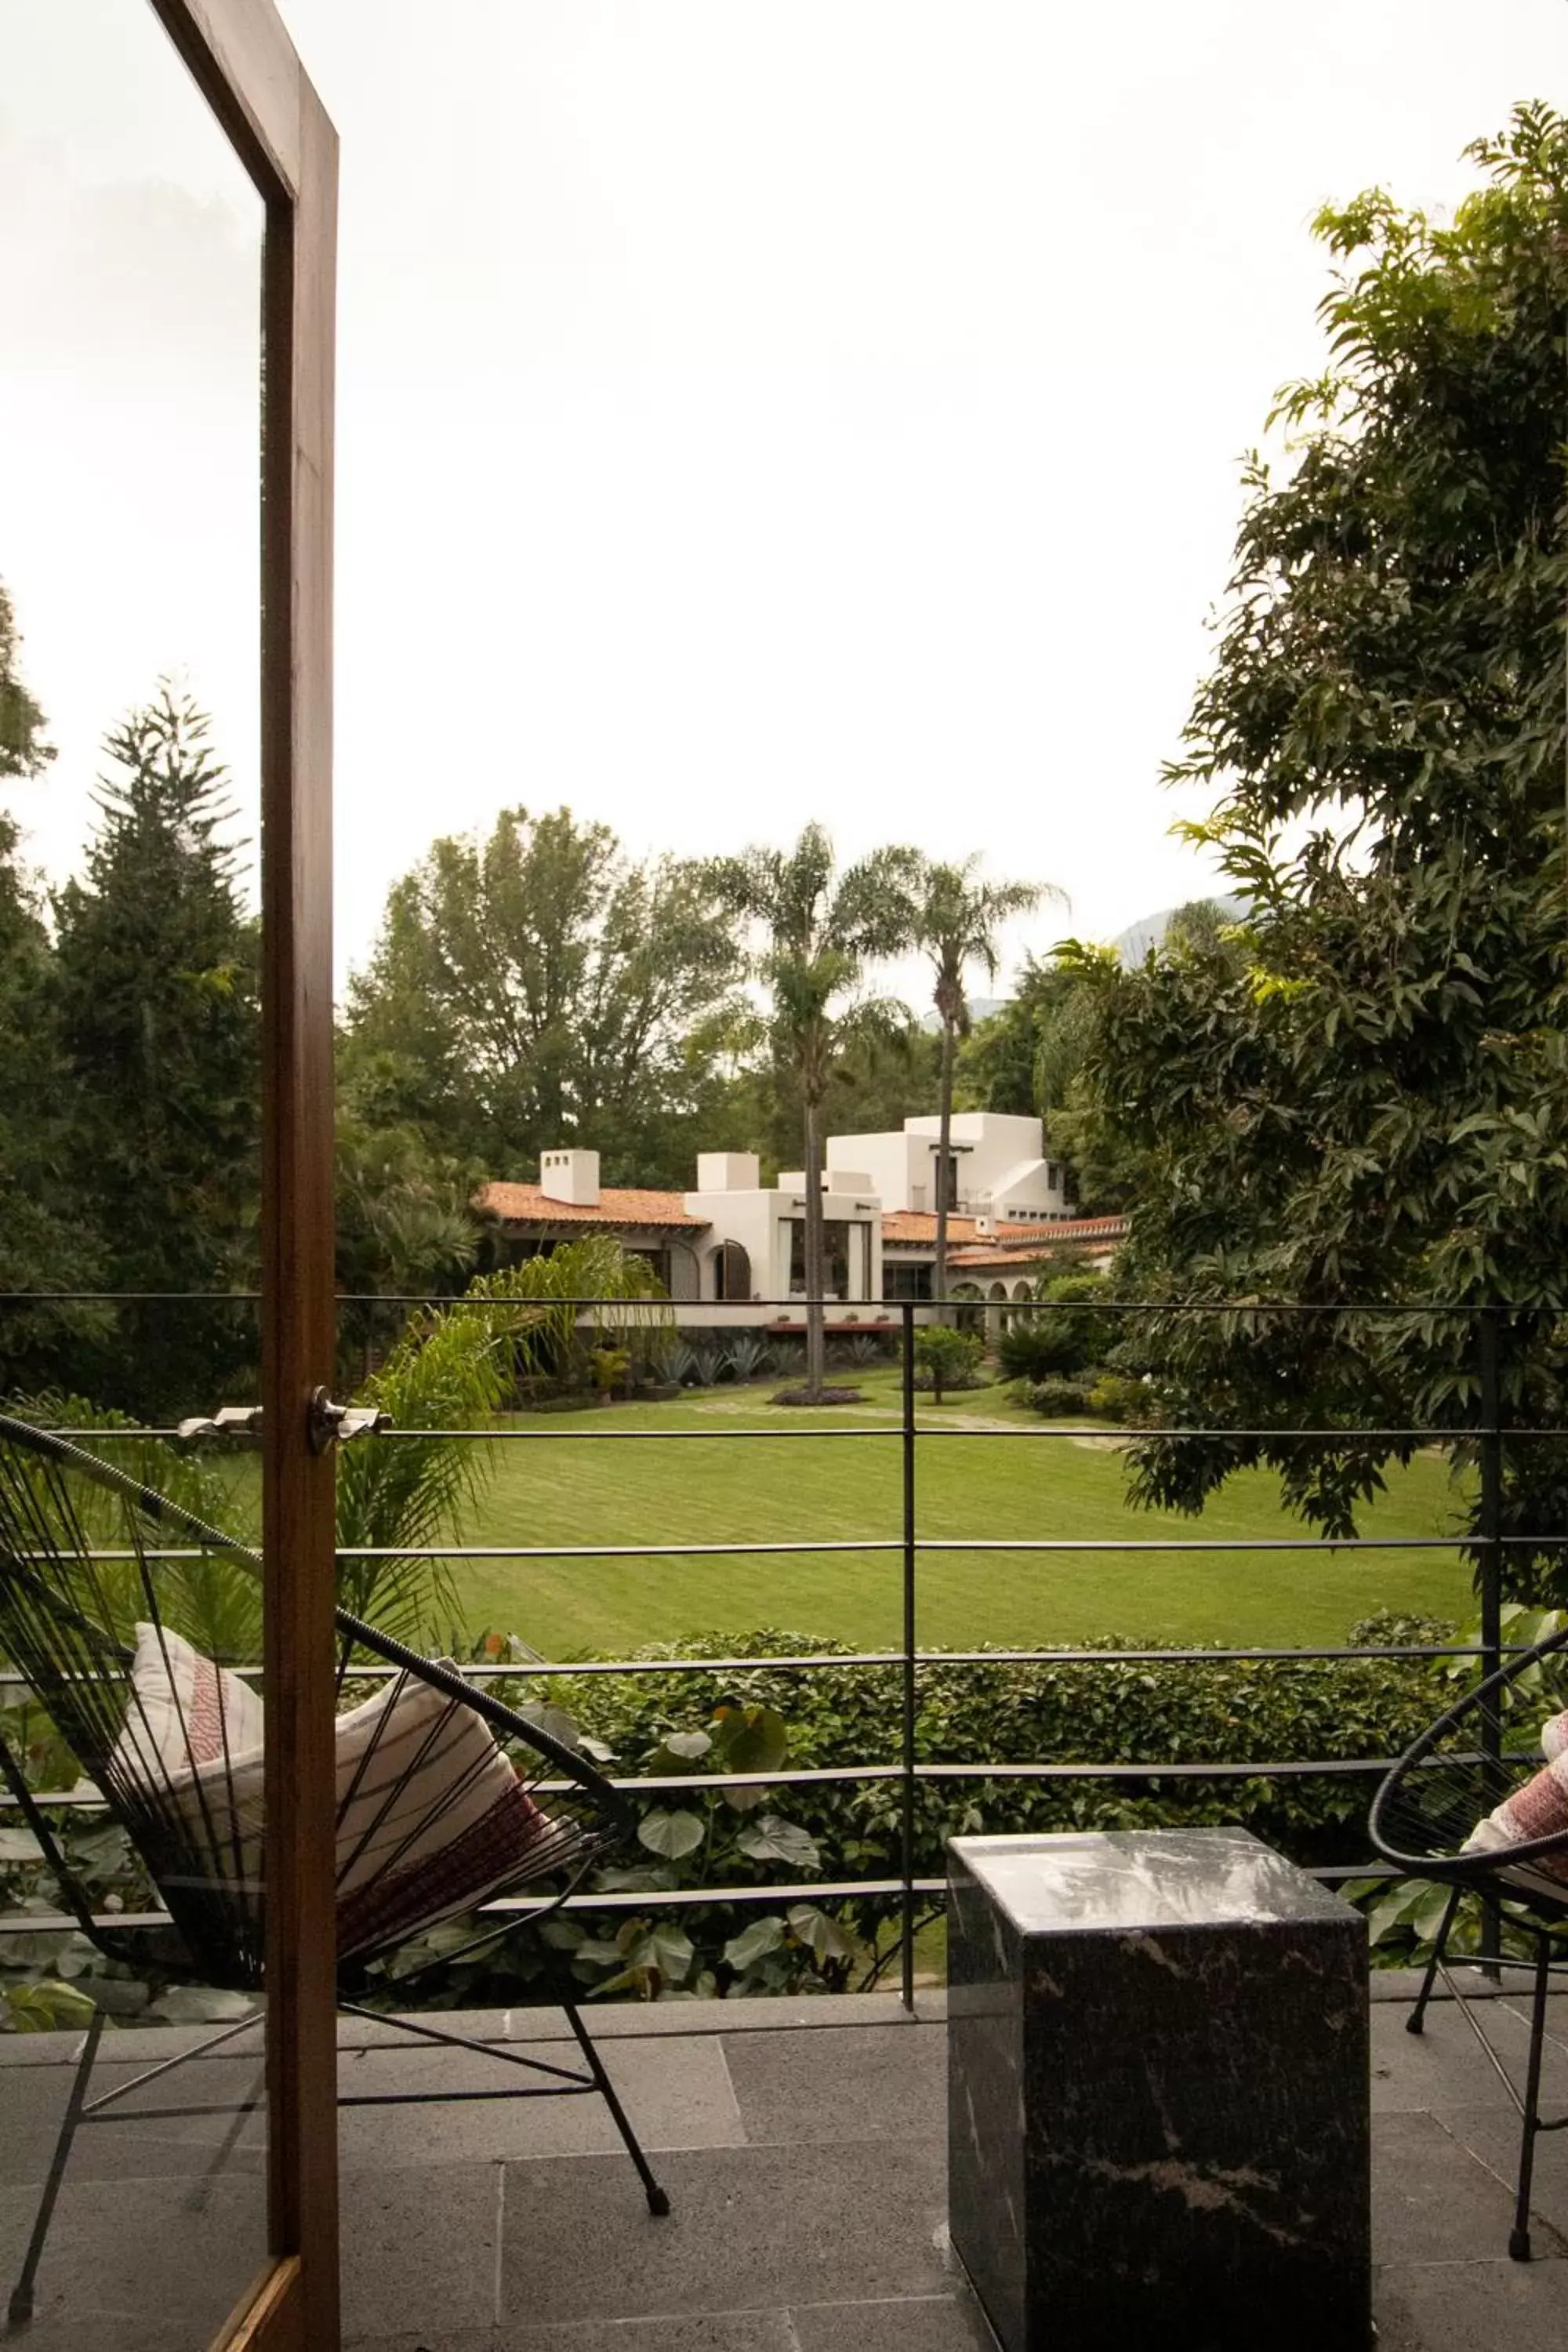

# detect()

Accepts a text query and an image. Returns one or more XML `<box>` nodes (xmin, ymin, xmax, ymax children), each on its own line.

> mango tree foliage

<box><xmin>1068</xmin><ymin>105</ymin><xmax>1568</xmax><ymax>1594</ymax></box>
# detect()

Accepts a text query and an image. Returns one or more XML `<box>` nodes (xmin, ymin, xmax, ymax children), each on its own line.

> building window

<box><xmin>1047</xmin><ymin>1162</ymin><xmax>1062</xmax><ymax>1191</ymax></box>
<box><xmin>626</xmin><ymin>1247</ymin><xmax>671</xmax><ymax>1291</ymax></box>
<box><xmin>883</xmin><ymin>1260</ymin><xmax>933</xmax><ymax>1301</ymax></box>
<box><xmin>713</xmin><ymin>1239</ymin><xmax>751</xmax><ymax>1300</ymax></box>
<box><xmin>789</xmin><ymin>1218</ymin><xmax>851</xmax><ymax>1298</ymax></box>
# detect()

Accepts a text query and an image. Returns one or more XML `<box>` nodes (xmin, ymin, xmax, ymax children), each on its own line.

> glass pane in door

<box><xmin>0</xmin><ymin>2</ymin><xmax>269</xmax><ymax>2340</ymax></box>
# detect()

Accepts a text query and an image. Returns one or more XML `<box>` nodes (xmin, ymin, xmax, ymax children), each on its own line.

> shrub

<box><xmin>589</xmin><ymin>1345</ymin><xmax>631</xmax><ymax>1399</ymax></box>
<box><xmin>474</xmin><ymin>1624</ymin><xmax>1454</xmax><ymax>1998</ymax></box>
<box><xmin>1025</xmin><ymin>1376</ymin><xmax>1093</xmax><ymax>1417</ymax></box>
<box><xmin>1084</xmin><ymin>1372</ymin><xmax>1152</xmax><ymax>1425</ymax></box>
<box><xmin>913</xmin><ymin>1326</ymin><xmax>985</xmax><ymax>1401</ymax></box>
<box><xmin>996</xmin><ymin>1275</ymin><xmax>1108</xmax><ymax>1383</ymax></box>
<box><xmin>8</xmin><ymin>1619</ymin><xmax>1462</xmax><ymax>2017</ymax></box>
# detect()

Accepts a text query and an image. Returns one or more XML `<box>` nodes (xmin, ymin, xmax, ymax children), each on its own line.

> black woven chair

<box><xmin>0</xmin><ymin>1412</ymin><xmax>668</xmax><ymax>2331</ymax></box>
<box><xmin>1370</xmin><ymin>1622</ymin><xmax>1568</xmax><ymax>2261</ymax></box>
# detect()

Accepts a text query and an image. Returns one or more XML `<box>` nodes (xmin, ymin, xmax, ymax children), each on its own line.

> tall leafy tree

<box><xmin>708</xmin><ymin>824</ymin><xmax>916</xmax><ymax>1398</ymax></box>
<box><xmin>960</xmin><ymin>925</ymin><xmax>1229</xmax><ymax>1216</ymax></box>
<box><xmin>907</xmin><ymin>858</ymin><xmax>1050</xmax><ymax>1303</ymax></box>
<box><xmin>0</xmin><ymin>583</ymin><xmax>53</xmax><ymax>783</ymax></box>
<box><xmin>726</xmin><ymin>1014</ymin><xmax>942</xmax><ymax>1180</ymax></box>
<box><xmin>333</xmin><ymin>1089</ymin><xmax>481</xmax><ymax>1382</ymax></box>
<box><xmin>0</xmin><ymin>579</ymin><xmax>107</xmax><ymax>1386</ymax></box>
<box><xmin>53</xmin><ymin>688</ymin><xmax>260</xmax><ymax>1417</ymax></box>
<box><xmin>1067</xmin><ymin>104</ymin><xmax>1568</xmax><ymax>1592</ymax></box>
<box><xmin>342</xmin><ymin>808</ymin><xmax>743</xmax><ymax>1188</ymax></box>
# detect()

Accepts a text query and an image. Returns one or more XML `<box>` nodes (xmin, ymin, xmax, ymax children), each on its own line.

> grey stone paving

<box><xmin>0</xmin><ymin>1978</ymin><xmax>1563</xmax><ymax>2349</ymax></box>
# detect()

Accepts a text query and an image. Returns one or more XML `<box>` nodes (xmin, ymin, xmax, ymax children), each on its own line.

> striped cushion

<box><xmin>331</xmin><ymin>1671</ymin><xmax>550</xmax><ymax>1959</ymax></box>
<box><xmin>144</xmin><ymin>1657</ymin><xmax>554</xmax><ymax>1958</ymax></box>
<box><xmin>111</xmin><ymin>1622</ymin><xmax>265</xmax><ymax>1789</ymax></box>
<box><xmin>1466</xmin><ymin>1749</ymin><xmax>1568</xmax><ymax>1894</ymax></box>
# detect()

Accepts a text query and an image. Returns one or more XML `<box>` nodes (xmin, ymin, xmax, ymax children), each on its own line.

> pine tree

<box><xmin>53</xmin><ymin>688</ymin><xmax>260</xmax><ymax>1416</ymax></box>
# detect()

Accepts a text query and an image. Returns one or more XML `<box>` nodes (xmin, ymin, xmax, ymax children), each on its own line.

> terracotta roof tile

<box><xmin>882</xmin><ymin>1213</ymin><xmax>1062</xmax><ymax>1246</ymax></box>
<box><xmin>947</xmin><ymin>1215</ymin><xmax>1129</xmax><ymax>1270</ymax></box>
<box><xmin>474</xmin><ymin>1181</ymin><xmax>707</xmax><ymax>1231</ymax></box>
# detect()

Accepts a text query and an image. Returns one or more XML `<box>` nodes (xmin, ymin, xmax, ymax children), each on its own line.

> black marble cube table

<box><xmin>947</xmin><ymin>1827</ymin><xmax>1370</xmax><ymax>2352</ymax></box>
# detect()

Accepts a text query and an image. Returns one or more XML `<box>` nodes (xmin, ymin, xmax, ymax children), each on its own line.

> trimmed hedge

<box><xmin>557</xmin><ymin>1613</ymin><xmax>1452</xmax><ymax>1898</ymax></box>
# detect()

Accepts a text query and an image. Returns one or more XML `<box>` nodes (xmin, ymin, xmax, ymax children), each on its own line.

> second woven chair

<box><xmin>1370</xmin><ymin>1621</ymin><xmax>1568</xmax><ymax>2262</ymax></box>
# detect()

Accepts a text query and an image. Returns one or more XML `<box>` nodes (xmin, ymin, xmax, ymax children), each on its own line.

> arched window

<box><xmin>713</xmin><ymin>1239</ymin><xmax>752</xmax><ymax>1301</ymax></box>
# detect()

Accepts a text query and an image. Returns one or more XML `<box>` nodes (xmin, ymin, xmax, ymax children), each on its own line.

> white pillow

<box><xmin>143</xmin><ymin>1662</ymin><xmax>548</xmax><ymax>1959</ymax></box>
<box><xmin>111</xmin><ymin>1622</ymin><xmax>265</xmax><ymax>1791</ymax></box>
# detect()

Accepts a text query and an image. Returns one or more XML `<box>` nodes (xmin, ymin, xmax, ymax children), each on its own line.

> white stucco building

<box><xmin>474</xmin><ymin>1115</ymin><xmax>1123</xmax><ymax>1329</ymax></box>
<box><xmin>825</xmin><ymin>1112</ymin><xmax>1074</xmax><ymax>1222</ymax></box>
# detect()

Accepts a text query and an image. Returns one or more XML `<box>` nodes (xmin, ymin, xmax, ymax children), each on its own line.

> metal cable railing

<box><xmin>2</xmin><ymin>1292</ymin><xmax>1557</xmax><ymax>2005</ymax></box>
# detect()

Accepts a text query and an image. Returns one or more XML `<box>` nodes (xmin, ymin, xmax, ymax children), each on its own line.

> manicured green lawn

<box><xmin>427</xmin><ymin>1370</ymin><xmax>1476</xmax><ymax>1657</ymax></box>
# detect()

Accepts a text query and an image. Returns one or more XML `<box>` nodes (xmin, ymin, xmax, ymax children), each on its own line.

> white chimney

<box><xmin>540</xmin><ymin>1149</ymin><xmax>601</xmax><ymax>1207</ymax></box>
<box><xmin>696</xmin><ymin>1152</ymin><xmax>760</xmax><ymax>1194</ymax></box>
<box><xmin>976</xmin><ymin>1215</ymin><xmax>996</xmax><ymax>1237</ymax></box>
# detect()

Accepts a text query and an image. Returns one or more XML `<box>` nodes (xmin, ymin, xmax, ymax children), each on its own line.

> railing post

<box><xmin>1479</xmin><ymin>1306</ymin><xmax>1504</xmax><ymax>1979</ymax></box>
<box><xmin>901</xmin><ymin>1299</ymin><xmax>917</xmax><ymax>2013</ymax></box>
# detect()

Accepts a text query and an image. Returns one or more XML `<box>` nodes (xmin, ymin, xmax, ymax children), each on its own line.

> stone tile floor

<box><xmin>0</xmin><ymin>1973</ymin><xmax>1563</xmax><ymax>2349</ymax></box>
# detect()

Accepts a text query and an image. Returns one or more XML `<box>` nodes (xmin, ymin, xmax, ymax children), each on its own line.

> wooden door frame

<box><xmin>144</xmin><ymin>5</ymin><xmax>341</xmax><ymax>2346</ymax></box>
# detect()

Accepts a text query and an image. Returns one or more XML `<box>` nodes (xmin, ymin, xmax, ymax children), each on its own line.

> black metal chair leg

<box><xmin>544</xmin><ymin>1958</ymin><xmax>670</xmax><ymax>2216</ymax></box>
<box><xmin>7</xmin><ymin>2006</ymin><xmax>106</xmax><ymax>2328</ymax></box>
<box><xmin>1407</xmin><ymin>1883</ymin><xmax>1462</xmax><ymax>2036</ymax></box>
<box><xmin>1508</xmin><ymin>1930</ymin><xmax>1553</xmax><ymax>2262</ymax></box>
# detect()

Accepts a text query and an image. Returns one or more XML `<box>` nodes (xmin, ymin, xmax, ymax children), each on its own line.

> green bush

<box><xmin>7</xmin><ymin>1617</ymin><xmax>1465</xmax><ymax>2019</ymax></box>
<box><xmin>1084</xmin><ymin>1372</ymin><xmax>1152</xmax><ymax>1425</ymax></box>
<box><xmin>1025</xmin><ymin>1375</ymin><xmax>1094</xmax><ymax>1417</ymax></box>
<box><xmin>996</xmin><ymin>1276</ymin><xmax>1108</xmax><ymax>1382</ymax></box>
<box><xmin>913</xmin><ymin>1326</ymin><xmax>985</xmax><ymax>1400</ymax></box>
<box><xmin>435</xmin><ymin>1621</ymin><xmax>1454</xmax><ymax>1999</ymax></box>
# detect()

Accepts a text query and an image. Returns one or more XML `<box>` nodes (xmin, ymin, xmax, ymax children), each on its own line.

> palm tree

<box><xmin>336</xmin><ymin>1237</ymin><xmax>670</xmax><ymax>1638</ymax></box>
<box><xmin>708</xmin><ymin>825</ymin><xmax>918</xmax><ymax>1400</ymax></box>
<box><xmin>910</xmin><ymin>858</ymin><xmax>1058</xmax><ymax>1307</ymax></box>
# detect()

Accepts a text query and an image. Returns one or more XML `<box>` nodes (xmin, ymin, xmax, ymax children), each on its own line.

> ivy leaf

<box><xmin>517</xmin><ymin>1700</ymin><xmax>584</xmax><ymax>1752</ymax></box>
<box><xmin>710</xmin><ymin>1705</ymin><xmax>789</xmax><ymax>1775</ymax></box>
<box><xmin>786</xmin><ymin>1904</ymin><xmax>853</xmax><ymax>1962</ymax></box>
<box><xmin>735</xmin><ymin>1813</ymin><xmax>820</xmax><ymax>1870</ymax></box>
<box><xmin>593</xmin><ymin>1860</ymin><xmax>678</xmax><ymax>1893</ymax></box>
<box><xmin>637</xmin><ymin>1807</ymin><xmax>706</xmax><ymax>1860</ymax></box>
<box><xmin>648</xmin><ymin>1730</ymin><xmax>713</xmax><ymax>1773</ymax></box>
<box><xmin>724</xmin><ymin>1915</ymin><xmax>786</xmax><ymax>1970</ymax></box>
<box><xmin>148</xmin><ymin>1986</ymin><xmax>260</xmax><ymax>2025</ymax></box>
<box><xmin>4</xmin><ymin>1979</ymin><xmax>96</xmax><ymax>2034</ymax></box>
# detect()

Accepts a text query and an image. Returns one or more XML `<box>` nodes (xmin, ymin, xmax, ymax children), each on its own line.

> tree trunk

<box><xmin>934</xmin><ymin>1014</ymin><xmax>956</xmax><ymax>1319</ymax></box>
<box><xmin>804</xmin><ymin>1096</ymin><xmax>826</xmax><ymax>1400</ymax></box>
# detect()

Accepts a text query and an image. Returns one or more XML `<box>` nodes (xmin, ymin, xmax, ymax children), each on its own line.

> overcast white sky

<box><xmin>2</xmin><ymin>1</ymin><xmax>1566</xmax><ymax>1003</ymax></box>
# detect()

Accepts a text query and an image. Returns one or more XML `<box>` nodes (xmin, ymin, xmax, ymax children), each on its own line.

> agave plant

<box><xmin>839</xmin><ymin>1334</ymin><xmax>884</xmax><ymax>1370</ymax></box>
<box><xmin>670</xmin><ymin>1336</ymin><xmax>729</xmax><ymax>1388</ymax></box>
<box><xmin>724</xmin><ymin>1334</ymin><xmax>775</xmax><ymax>1384</ymax></box>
